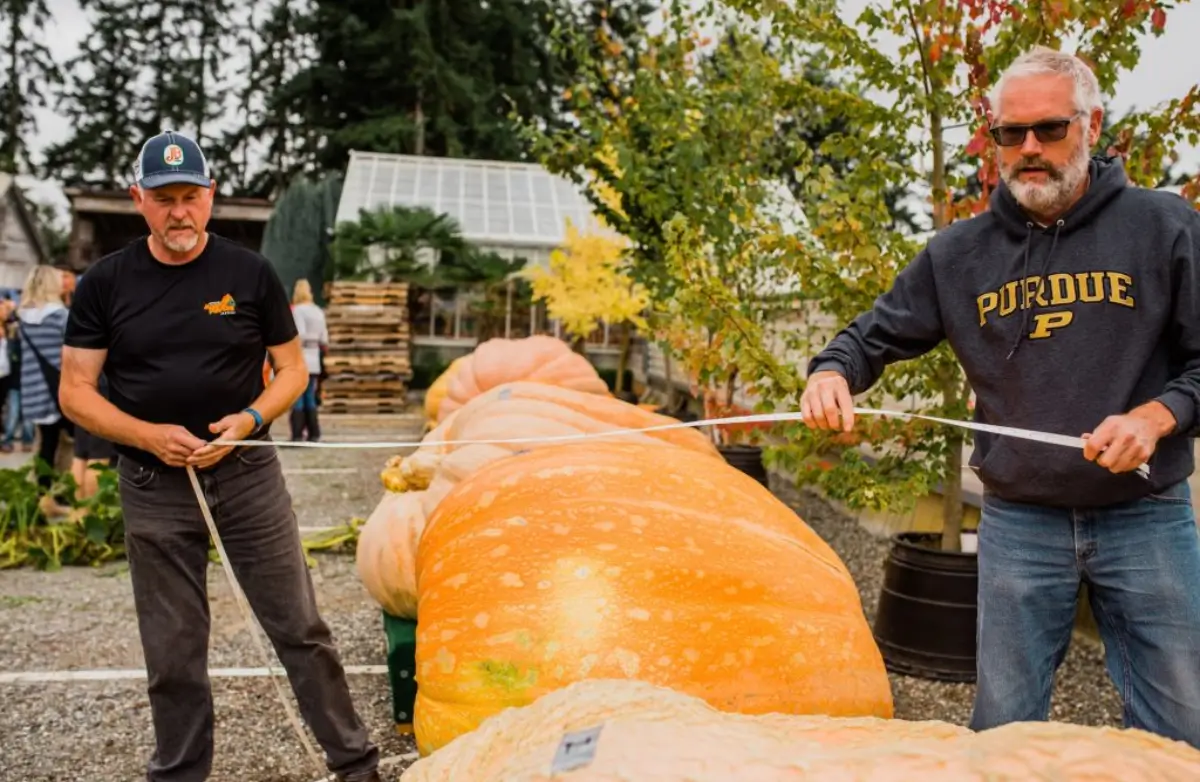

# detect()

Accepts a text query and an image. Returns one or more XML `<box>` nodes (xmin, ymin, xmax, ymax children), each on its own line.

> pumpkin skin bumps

<box><xmin>364</xmin><ymin>384</ymin><xmax>717</xmax><ymax>620</ymax></box>
<box><xmin>401</xmin><ymin>678</ymin><xmax>1200</xmax><ymax>781</ymax></box>
<box><xmin>412</xmin><ymin>440</ymin><xmax>892</xmax><ymax>755</ymax></box>
<box><xmin>436</xmin><ymin>335</ymin><xmax>610</xmax><ymax>421</ymax></box>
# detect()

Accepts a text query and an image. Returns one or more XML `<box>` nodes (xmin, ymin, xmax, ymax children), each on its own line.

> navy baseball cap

<box><xmin>133</xmin><ymin>130</ymin><xmax>212</xmax><ymax>189</ymax></box>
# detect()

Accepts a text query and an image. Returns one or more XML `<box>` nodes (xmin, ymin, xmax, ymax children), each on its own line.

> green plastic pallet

<box><xmin>383</xmin><ymin>611</ymin><xmax>418</xmax><ymax>733</ymax></box>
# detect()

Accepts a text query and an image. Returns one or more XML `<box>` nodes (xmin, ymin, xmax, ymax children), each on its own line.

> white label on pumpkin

<box><xmin>550</xmin><ymin>724</ymin><xmax>602</xmax><ymax>774</ymax></box>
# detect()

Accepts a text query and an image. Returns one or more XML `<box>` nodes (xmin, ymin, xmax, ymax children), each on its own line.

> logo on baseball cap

<box><xmin>134</xmin><ymin>130</ymin><xmax>212</xmax><ymax>189</ymax></box>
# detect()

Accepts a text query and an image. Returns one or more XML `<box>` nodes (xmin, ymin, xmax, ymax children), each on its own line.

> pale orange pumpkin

<box><xmin>402</xmin><ymin>678</ymin><xmax>1200</xmax><ymax>781</ymax></box>
<box><xmin>436</xmin><ymin>336</ymin><xmax>610</xmax><ymax>421</ymax></box>
<box><xmin>424</xmin><ymin>356</ymin><xmax>468</xmax><ymax>421</ymax></box>
<box><xmin>354</xmin><ymin>490</ymin><xmax>428</xmax><ymax>618</ymax></box>
<box><xmin>412</xmin><ymin>440</ymin><xmax>892</xmax><ymax>754</ymax></box>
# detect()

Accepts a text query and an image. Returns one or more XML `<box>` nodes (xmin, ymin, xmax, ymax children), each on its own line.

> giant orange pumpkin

<box><xmin>402</xmin><ymin>678</ymin><xmax>1200</xmax><ymax>781</ymax></box>
<box><xmin>412</xmin><ymin>440</ymin><xmax>892</xmax><ymax>754</ymax></box>
<box><xmin>364</xmin><ymin>383</ymin><xmax>719</xmax><ymax>619</ymax></box>
<box><xmin>436</xmin><ymin>335</ymin><xmax>610</xmax><ymax>421</ymax></box>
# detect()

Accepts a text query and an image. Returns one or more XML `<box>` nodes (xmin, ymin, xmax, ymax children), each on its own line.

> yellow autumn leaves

<box><xmin>524</xmin><ymin>219</ymin><xmax>648</xmax><ymax>342</ymax></box>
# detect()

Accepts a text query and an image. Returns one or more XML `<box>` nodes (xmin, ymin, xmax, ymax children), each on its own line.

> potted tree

<box><xmin>523</xmin><ymin>2</ymin><xmax>850</xmax><ymax>485</ymax></box>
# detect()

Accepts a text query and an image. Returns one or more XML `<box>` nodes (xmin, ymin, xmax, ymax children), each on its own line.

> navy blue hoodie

<box><xmin>809</xmin><ymin>155</ymin><xmax>1200</xmax><ymax>508</ymax></box>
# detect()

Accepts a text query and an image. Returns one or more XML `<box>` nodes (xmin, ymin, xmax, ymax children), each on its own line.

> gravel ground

<box><xmin>1</xmin><ymin>416</ymin><xmax>1125</xmax><ymax>781</ymax></box>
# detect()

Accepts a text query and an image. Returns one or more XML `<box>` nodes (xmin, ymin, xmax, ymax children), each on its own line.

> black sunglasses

<box><xmin>989</xmin><ymin>112</ymin><xmax>1083</xmax><ymax>147</ymax></box>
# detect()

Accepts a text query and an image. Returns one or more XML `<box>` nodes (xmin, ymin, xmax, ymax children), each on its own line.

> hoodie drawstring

<box><xmin>1007</xmin><ymin>218</ymin><xmax>1064</xmax><ymax>360</ymax></box>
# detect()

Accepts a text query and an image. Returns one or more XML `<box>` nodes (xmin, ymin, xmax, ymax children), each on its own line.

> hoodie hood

<box><xmin>989</xmin><ymin>154</ymin><xmax>1129</xmax><ymax>238</ymax></box>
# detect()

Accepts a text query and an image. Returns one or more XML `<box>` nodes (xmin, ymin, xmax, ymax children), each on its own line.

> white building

<box><xmin>0</xmin><ymin>173</ymin><xmax>50</xmax><ymax>292</ymax></box>
<box><xmin>334</xmin><ymin>150</ymin><xmax>622</xmax><ymax>363</ymax></box>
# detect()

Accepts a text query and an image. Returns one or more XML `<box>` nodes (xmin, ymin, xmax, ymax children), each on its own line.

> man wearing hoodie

<box><xmin>802</xmin><ymin>46</ymin><xmax>1200</xmax><ymax>747</ymax></box>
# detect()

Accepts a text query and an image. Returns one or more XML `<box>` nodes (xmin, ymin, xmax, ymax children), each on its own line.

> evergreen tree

<box><xmin>223</xmin><ymin>0</ymin><xmax>319</xmax><ymax>198</ymax></box>
<box><xmin>0</xmin><ymin>0</ymin><xmax>60</xmax><ymax>174</ymax></box>
<box><xmin>287</xmin><ymin>0</ymin><xmax>615</xmax><ymax>173</ymax></box>
<box><xmin>133</xmin><ymin>0</ymin><xmax>233</xmax><ymax>147</ymax></box>
<box><xmin>260</xmin><ymin>174</ymin><xmax>343</xmax><ymax>304</ymax></box>
<box><xmin>38</xmin><ymin>0</ymin><xmax>145</xmax><ymax>188</ymax></box>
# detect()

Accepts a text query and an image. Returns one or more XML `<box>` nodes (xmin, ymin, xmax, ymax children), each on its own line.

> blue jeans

<box><xmin>973</xmin><ymin>480</ymin><xmax>1200</xmax><ymax>748</ymax></box>
<box><xmin>293</xmin><ymin>377</ymin><xmax>319</xmax><ymax>411</ymax></box>
<box><xmin>3</xmin><ymin>386</ymin><xmax>33</xmax><ymax>445</ymax></box>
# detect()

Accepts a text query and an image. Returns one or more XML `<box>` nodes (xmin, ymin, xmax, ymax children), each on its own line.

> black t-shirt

<box><xmin>65</xmin><ymin>234</ymin><xmax>298</xmax><ymax>466</ymax></box>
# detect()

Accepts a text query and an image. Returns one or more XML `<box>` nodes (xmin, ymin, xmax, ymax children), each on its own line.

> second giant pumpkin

<box><xmin>412</xmin><ymin>440</ymin><xmax>892</xmax><ymax>754</ymax></box>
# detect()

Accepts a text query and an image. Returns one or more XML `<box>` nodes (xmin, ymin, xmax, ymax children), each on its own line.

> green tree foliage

<box><xmin>0</xmin><ymin>0</ymin><xmax>60</xmax><ymax>174</ymax></box>
<box><xmin>260</xmin><ymin>174</ymin><xmax>343</xmax><ymax>306</ymax></box>
<box><xmin>40</xmin><ymin>0</ymin><xmax>236</xmax><ymax>189</ymax></box>
<box><xmin>38</xmin><ymin>0</ymin><xmax>145</xmax><ymax>188</ymax></box>
<box><xmin>220</xmin><ymin>0</ymin><xmax>321</xmax><ymax>197</ymax></box>
<box><xmin>290</xmin><ymin>0</ymin><xmax>552</xmax><ymax>172</ymax></box>
<box><xmin>523</xmin><ymin>1</ymin><xmax>857</xmax><ymax>427</ymax></box>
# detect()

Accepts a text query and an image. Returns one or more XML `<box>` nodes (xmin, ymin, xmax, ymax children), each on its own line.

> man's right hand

<box><xmin>139</xmin><ymin>424</ymin><xmax>208</xmax><ymax>467</ymax></box>
<box><xmin>801</xmin><ymin>370</ymin><xmax>856</xmax><ymax>432</ymax></box>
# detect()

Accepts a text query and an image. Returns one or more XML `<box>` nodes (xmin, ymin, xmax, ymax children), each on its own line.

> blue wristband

<box><xmin>243</xmin><ymin>407</ymin><xmax>264</xmax><ymax>430</ymax></box>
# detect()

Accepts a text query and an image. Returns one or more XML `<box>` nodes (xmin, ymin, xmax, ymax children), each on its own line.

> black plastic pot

<box><xmin>718</xmin><ymin>444</ymin><xmax>768</xmax><ymax>487</ymax></box>
<box><xmin>872</xmin><ymin>531</ymin><xmax>978</xmax><ymax>683</ymax></box>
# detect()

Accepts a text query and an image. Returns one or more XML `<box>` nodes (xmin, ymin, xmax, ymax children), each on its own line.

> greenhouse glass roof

<box><xmin>335</xmin><ymin>151</ymin><xmax>612</xmax><ymax>249</ymax></box>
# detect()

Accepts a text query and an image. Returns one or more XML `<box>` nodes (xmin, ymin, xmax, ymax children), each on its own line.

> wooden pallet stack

<box><xmin>321</xmin><ymin>281</ymin><xmax>413</xmax><ymax>415</ymax></box>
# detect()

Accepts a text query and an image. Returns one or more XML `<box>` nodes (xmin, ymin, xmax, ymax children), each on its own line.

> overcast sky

<box><xmin>21</xmin><ymin>0</ymin><xmax>1200</xmax><ymax>213</ymax></box>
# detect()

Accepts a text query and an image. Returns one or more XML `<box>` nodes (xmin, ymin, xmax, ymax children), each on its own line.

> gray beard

<box><xmin>162</xmin><ymin>231</ymin><xmax>199</xmax><ymax>253</ymax></box>
<box><xmin>1002</xmin><ymin>143</ymin><xmax>1090</xmax><ymax>218</ymax></box>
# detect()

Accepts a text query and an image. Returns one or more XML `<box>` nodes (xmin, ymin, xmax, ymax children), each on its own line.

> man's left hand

<box><xmin>1083</xmin><ymin>413</ymin><xmax>1162</xmax><ymax>474</ymax></box>
<box><xmin>187</xmin><ymin>412</ymin><xmax>258</xmax><ymax>469</ymax></box>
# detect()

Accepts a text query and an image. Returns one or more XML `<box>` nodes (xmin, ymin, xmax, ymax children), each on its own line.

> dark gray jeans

<box><xmin>119</xmin><ymin>444</ymin><xmax>379</xmax><ymax>781</ymax></box>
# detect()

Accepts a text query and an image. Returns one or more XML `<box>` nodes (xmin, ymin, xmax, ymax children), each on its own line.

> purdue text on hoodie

<box><xmin>809</xmin><ymin>155</ymin><xmax>1200</xmax><ymax>509</ymax></box>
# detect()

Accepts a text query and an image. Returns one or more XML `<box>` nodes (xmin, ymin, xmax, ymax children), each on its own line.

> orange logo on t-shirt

<box><xmin>203</xmin><ymin>294</ymin><xmax>237</xmax><ymax>316</ymax></box>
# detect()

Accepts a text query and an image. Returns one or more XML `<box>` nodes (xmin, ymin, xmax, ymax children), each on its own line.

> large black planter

<box><xmin>872</xmin><ymin>531</ymin><xmax>978</xmax><ymax>683</ymax></box>
<box><xmin>718</xmin><ymin>444</ymin><xmax>768</xmax><ymax>487</ymax></box>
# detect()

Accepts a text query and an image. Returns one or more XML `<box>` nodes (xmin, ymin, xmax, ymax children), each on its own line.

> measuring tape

<box><xmin>213</xmin><ymin>406</ymin><xmax>1151</xmax><ymax>479</ymax></box>
<box><xmin>184</xmin><ymin>405</ymin><xmax>1149</xmax><ymax>778</ymax></box>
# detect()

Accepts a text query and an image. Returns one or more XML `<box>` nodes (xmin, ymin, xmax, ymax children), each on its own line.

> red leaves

<box><xmin>959</xmin><ymin>0</ymin><xmax>1016</xmax><ymax>32</ymax></box>
<box><xmin>964</xmin><ymin>123</ymin><xmax>991</xmax><ymax>157</ymax></box>
<box><xmin>1152</xmin><ymin>7</ymin><xmax>1167</xmax><ymax>31</ymax></box>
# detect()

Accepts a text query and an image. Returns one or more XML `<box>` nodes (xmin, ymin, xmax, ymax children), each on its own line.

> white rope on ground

<box><xmin>182</xmin><ymin>405</ymin><xmax>1148</xmax><ymax>782</ymax></box>
<box><xmin>0</xmin><ymin>665</ymin><xmax>389</xmax><ymax>684</ymax></box>
<box><xmin>185</xmin><ymin>466</ymin><xmax>330</xmax><ymax>780</ymax></box>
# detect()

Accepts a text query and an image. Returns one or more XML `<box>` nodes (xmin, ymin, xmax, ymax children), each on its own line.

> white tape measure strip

<box><xmin>184</xmin><ymin>466</ymin><xmax>329</xmax><ymax>778</ymax></box>
<box><xmin>214</xmin><ymin>406</ymin><xmax>1149</xmax><ymax>478</ymax></box>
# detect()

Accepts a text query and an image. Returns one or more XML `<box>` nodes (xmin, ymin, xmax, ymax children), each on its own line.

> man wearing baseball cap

<box><xmin>57</xmin><ymin>130</ymin><xmax>381</xmax><ymax>782</ymax></box>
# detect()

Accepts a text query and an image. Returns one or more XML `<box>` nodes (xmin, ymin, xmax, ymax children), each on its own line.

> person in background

<box><xmin>1</xmin><ymin>294</ymin><xmax>35</xmax><ymax>453</ymax></box>
<box><xmin>65</xmin><ymin>268</ymin><xmax>117</xmax><ymax>497</ymax></box>
<box><xmin>0</xmin><ymin>297</ymin><xmax>13</xmax><ymax>442</ymax></box>
<box><xmin>57</xmin><ymin>266</ymin><xmax>77</xmax><ymax>307</ymax></box>
<box><xmin>290</xmin><ymin>278</ymin><xmax>328</xmax><ymax>442</ymax></box>
<box><xmin>16</xmin><ymin>265</ymin><xmax>71</xmax><ymax>517</ymax></box>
